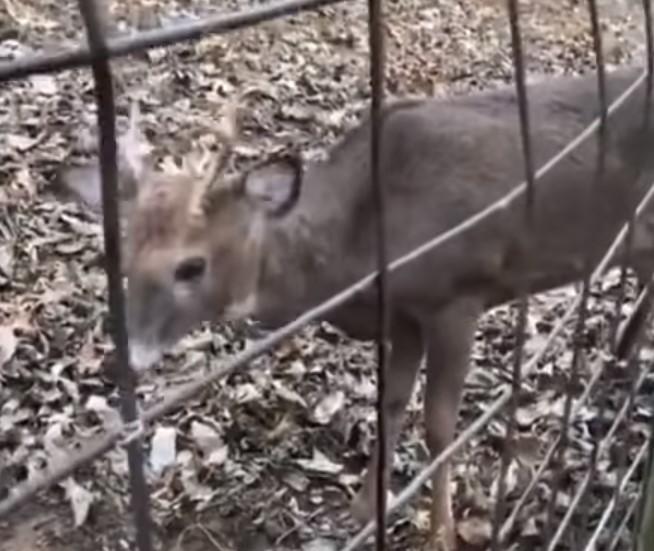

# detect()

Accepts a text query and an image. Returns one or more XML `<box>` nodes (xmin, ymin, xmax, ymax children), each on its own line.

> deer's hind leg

<box><xmin>421</xmin><ymin>296</ymin><xmax>483</xmax><ymax>551</ymax></box>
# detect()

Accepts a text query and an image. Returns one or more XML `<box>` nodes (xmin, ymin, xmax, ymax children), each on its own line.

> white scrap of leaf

<box><xmin>85</xmin><ymin>395</ymin><xmax>122</xmax><ymax>429</ymax></box>
<box><xmin>490</xmin><ymin>459</ymin><xmax>520</xmax><ymax>501</ymax></box>
<box><xmin>273</xmin><ymin>380</ymin><xmax>307</xmax><ymax>408</ymax></box>
<box><xmin>190</xmin><ymin>421</ymin><xmax>229</xmax><ymax>466</ymax></box>
<box><xmin>0</xmin><ymin>326</ymin><xmax>17</xmax><ymax>368</ymax></box>
<box><xmin>43</xmin><ymin>422</ymin><xmax>67</xmax><ymax>461</ymax></box>
<box><xmin>30</xmin><ymin>74</ymin><xmax>58</xmax><ymax>95</ymax></box>
<box><xmin>234</xmin><ymin>382</ymin><xmax>261</xmax><ymax>404</ymax></box>
<box><xmin>296</xmin><ymin>448</ymin><xmax>343</xmax><ymax>475</ymax></box>
<box><xmin>457</xmin><ymin>516</ymin><xmax>492</xmax><ymax>545</ymax></box>
<box><xmin>303</xmin><ymin>537</ymin><xmax>338</xmax><ymax>551</ymax></box>
<box><xmin>64</xmin><ymin>477</ymin><xmax>95</xmax><ymax>527</ymax></box>
<box><xmin>150</xmin><ymin>425</ymin><xmax>177</xmax><ymax>476</ymax></box>
<box><xmin>312</xmin><ymin>391</ymin><xmax>345</xmax><ymax>425</ymax></box>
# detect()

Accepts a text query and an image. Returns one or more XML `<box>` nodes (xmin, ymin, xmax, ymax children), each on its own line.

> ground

<box><xmin>0</xmin><ymin>0</ymin><xmax>652</xmax><ymax>550</ymax></box>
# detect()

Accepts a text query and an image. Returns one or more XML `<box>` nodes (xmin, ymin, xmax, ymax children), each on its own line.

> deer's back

<box><xmin>323</xmin><ymin>66</ymin><xmax>653</xmax><ymax>325</ymax></box>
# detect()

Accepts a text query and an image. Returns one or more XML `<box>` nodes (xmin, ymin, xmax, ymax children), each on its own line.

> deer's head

<box><xmin>57</xmin><ymin>99</ymin><xmax>303</xmax><ymax>371</ymax></box>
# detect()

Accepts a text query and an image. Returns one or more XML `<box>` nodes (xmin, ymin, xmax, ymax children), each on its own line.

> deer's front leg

<box><xmin>351</xmin><ymin>317</ymin><xmax>424</xmax><ymax>523</ymax></box>
<box><xmin>422</xmin><ymin>297</ymin><xmax>482</xmax><ymax>551</ymax></box>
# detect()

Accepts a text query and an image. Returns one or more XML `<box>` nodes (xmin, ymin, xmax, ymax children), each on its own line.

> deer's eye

<box><xmin>174</xmin><ymin>256</ymin><xmax>206</xmax><ymax>282</ymax></box>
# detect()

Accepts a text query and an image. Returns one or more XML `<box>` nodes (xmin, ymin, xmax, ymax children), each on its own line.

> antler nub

<box><xmin>188</xmin><ymin>99</ymin><xmax>242</xmax><ymax>218</ymax></box>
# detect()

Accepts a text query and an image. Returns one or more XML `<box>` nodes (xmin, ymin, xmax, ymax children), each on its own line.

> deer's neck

<box><xmin>252</xmin><ymin>160</ymin><xmax>366</xmax><ymax>328</ymax></box>
<box><xmin>252</xmin><ymin>215</ymin><xmax>333</xmax><ymax>327</ymax></box>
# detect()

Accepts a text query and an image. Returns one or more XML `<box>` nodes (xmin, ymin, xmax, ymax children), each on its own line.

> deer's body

<box><xmin>59</xmin><ymin>65</ymin><xmax>654</xmax><ymax>549</ymax></box>
<box><xmin>253</xmin><ymin>67</ymin><xmax>654</xmax><ymax>337</ymax></box>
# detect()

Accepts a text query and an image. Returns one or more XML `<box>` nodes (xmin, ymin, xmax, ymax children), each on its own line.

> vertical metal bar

<box><xmin>490</xmin><ymin>1</ymin><xmax>536</xmax><ymax>547</ymax></box>
<box><xmin>579</xmin><ymin>0</ymin><xmax>609</xmax><ymax>542</ymax></box>
<box><xmin>635</xmin><ymin>8</ymin><xmax>654</xmax><ymax>544</ymax></box>
<box><xmin>545</xmin><ymin>0</ymin><xmax>609</xmax><ymax>539</ymax></box>
<box><xmin>367</xmin><ymin>0</ymin><xmax>389</xmax><ymax>547</ymax></box>
<box><xmin>77</xmin><ymin>1</ymin><xmax>153</xmax><ymax>550</ymax></box>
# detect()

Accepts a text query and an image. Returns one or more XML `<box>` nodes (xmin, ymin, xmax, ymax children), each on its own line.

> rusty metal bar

<box><xmin>0</xmin><ymin>0</ymin><xmax>348</xmax><ymax>81</ymax></box>
<box><xmin>612</xmin><ymin>2</ymin><xmax>654</xmax><ymax>548</ymax></box>
<box><xmin>77</xmin><ymin>1</ymin><xmax>153</xmax><ymax>549</ymax></box>
<box><xmin>1</xmin><ymin>68</ymin><xmax>649</xmax><ymax>522</ymax></box>
<box><xmin>366</xmin><ymin>0</ymin><xmax>390</xmax><ymax>545</ymax></box>
<box><xmin>545</xmin><ymin>0</ymin><xmax>609</xmax><ymax>537</ymax></box>
<box><xmin>578</xmin><ymin>0</ymin><xmax>613</xmax><ymax>541</ymax></box>
<box><xmin>612</xmin><ymin>0</ymin><xmax>654</xmax><ymax>360</ymax></box>
<box><xmin>490</xmin><ymin>1</ymin><xmax>536</xmax><ymax>547</ymax></box>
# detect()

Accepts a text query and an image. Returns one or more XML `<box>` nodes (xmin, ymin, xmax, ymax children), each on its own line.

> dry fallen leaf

<box><xmin>64</xmin><ymin>477</ymin><xmax>95</xmax><ymax>527</ymax></box>
<box><xmin>457</xmin><ymin>516</ymin><xmax>492</xmax><ymax>546</ymax></box>
<box><xmin>0</xmin><ymin>326</ymin><xmax>17</xmax><ymax>368</ymax></box>
<box><xmin>190</xmin><ymin>420</ymin><xmax>229</xmax><ymax>466</ymax></box>
<box><xmin>311</xmin><ymin>390</ymin><xmax>345</xmax><ymax>425</ymax></box>
<box><xmin>273</xmin><ymin>380</ymin><xmax>308</xmax><ymax>408</ymax></box>
<box><xmin>150</xmin><ymin>425</ymin><xmax>177</xmax><ymax>476</ymax></box>
<box><xmin>302</xmin><ymin>537</ymin><xmax>338</xmax><ymax>551</ymax></box>
<box><xmin>295</xmin><ymin>448</ymin><xmax>343</xmax><ymax>475</ymax></box>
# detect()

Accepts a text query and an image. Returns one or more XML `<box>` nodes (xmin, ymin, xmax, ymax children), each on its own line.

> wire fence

<box><xmin>1</xmin><ymin>0</ymin><xmax>654</xmax><ymax>550</ymax></box>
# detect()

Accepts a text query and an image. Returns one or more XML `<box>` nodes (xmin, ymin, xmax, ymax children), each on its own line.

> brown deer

<box><xmin>56</xmin><ymin>64</ymin><xmax>654</xmax><ymax>550</ymax></box>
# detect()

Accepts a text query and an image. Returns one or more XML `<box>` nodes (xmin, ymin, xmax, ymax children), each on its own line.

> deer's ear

<box><xmin>242</xmin><ymin>155</ymin><xmax>302</xmax><ymax>217</ymax></box>
<box><xmin>53</xmin><ymin>102</ymin><xmax>152</xmax><ymax>215</ymax></box>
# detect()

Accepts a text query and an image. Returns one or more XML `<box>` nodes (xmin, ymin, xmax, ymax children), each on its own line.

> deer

<box><xmin>55</xmin><ymin>64</ymin><xmax>654</xmax><ymax>550</ymax></box>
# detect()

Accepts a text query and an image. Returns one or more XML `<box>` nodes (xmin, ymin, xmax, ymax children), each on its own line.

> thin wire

<box><xmin>367</xmin><ymin>0</ymin><xmax>390</xmax><ymax>546</ymax></box>
<box><xmin>546</xmin><ymin>365</ymin><xmax>651</xmax><ymax>551</ymax></box>
<box><xmin>77</xmin><ymin>1</ymin><xmax>153</xmax><ymax>550</ymax></box>
<box><xmin>608</xmin><ymin>493</ymin><xmax>640</xmax><ymax>551</ymax></box>
<box><xmin>0</xmin><ymin>0</ymin><xmax>347</xmax><ymax>81</ymax></box>
<box><xmin>582</xmin><ymin>434</ymin><xmax>649</xmax><ymax>550</ymax></box>
<box><xmin>490</xmin><ymin>1</ymin><xmax>536</xmax><ymax>547</ymax></box>
<box><xmin>499</xmin><ymin>348</ymin><xmax>606</xmax><ymax>540</ymax></box>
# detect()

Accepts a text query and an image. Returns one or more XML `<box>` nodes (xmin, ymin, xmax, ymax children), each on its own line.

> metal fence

<box><xmin>1</xmin><ymin>0</ymin><xmax>654</xmax><ymax>549</ymax></box>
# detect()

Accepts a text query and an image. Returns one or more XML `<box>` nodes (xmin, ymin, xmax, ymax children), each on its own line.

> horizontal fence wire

<box><xmin>77</xmin><ymin>0</ymin><xmax>154</xmax><ymax>549</ymax></box>
<box><xmin>0</xmin><ymin>64</ymin><xmax>651</xmax><ymax>524</ymax></box>
<box><xmin>0</xmin><ymin>1</ymin><xmax>653</xmax><ymax>550</ymax></box>
<box><xmin>0</xmin><ymin>0</ymin><xmax>348</xmax><ymax>80</ymax></box>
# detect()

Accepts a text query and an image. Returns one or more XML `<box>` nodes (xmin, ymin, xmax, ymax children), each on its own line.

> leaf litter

<box><xmin>0</xmin><ymin>0</ymin><xmax>652</xmax><ymax>550</ymax></box>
